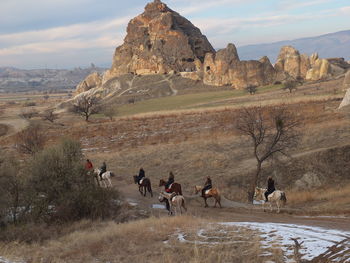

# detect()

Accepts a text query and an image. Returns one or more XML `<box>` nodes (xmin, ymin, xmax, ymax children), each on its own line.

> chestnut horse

<box><xmin>159</xmin><ymin>179</ymin><xmax>182</xmax><ymax>195</ymax></box>
<box><xmin>194</xmin><ymin>185</ymin><xmax>222</xmax><ymax>208</ymax></box>
<box><xmin>133</xmin><ymin>175</ymin><xmax>153</xmax><ymax>197</ymax></box>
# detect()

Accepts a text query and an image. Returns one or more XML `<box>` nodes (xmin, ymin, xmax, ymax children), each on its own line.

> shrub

<box><xmin>15</xmin><ymin>123</ymin><xmax>45</xmax><ymax>155</ymax></box>
<box><xmin>0</xmin><ymin>152</ymin><xmax>26</xmax><ymax>225</ymax></box>
<box><xmin>28</xmin><ymin>138</ymin><xmax>120</xmax><ymax>223</ymax></box>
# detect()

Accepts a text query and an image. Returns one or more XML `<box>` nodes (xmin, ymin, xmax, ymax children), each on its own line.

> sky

<box><xmin>0</xmin><ymin>0</ymin><xmax>349</xmax><ymax>69</ymax></box>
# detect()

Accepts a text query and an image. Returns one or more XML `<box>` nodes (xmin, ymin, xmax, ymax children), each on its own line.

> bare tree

<box><xmin>41</xmin><ymin>109</ymin><xmax>59</xmax><ymax>123</ymax></box>
<box><xmin>102</xmin><ymin>105</ymin><xmax>118</xmax><ymax>121</ymax></box>
<box><xmin>246</xmin><ymin>85</ymin><xmax>257</xmax><ymax>95</ymax></box>
<box><xmin>15</xmin><ymin>124</ymin><xmax>45</xmax><ymax>155</ymax></box>
<box><xmin>71</xmin><ymin>96</ymin><xmax>101</xmax><ymax>121</ymax></box>
<box><xmin>283</xmin><ymin>80</ymin><xmax>298</xmax><ymax>93</ymax></box>
<box><xmin>236</xmin><ymin>106</ymin><xmax>301</xmax><ymax>202</ymax></box>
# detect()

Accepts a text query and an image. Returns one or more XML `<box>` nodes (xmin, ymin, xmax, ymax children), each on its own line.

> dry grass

<box><xmin>0</xmin><ymin>216</ymin><xmax>286</xmax><ymax>263</ymax></box>
<box><xmin>287</xmin><ymin>184</ymin><xmax>350</xmax><ymax>213</ymax></box>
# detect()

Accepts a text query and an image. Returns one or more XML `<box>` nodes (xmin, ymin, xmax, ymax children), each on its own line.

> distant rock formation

<box><xmin>74</xmin><ymin>0</ymin><xmax>350</xmax><ymax>101</ymax></box>
<box><xmin>104</xmin><ymin>0</ymin><xmax>214</xmax><ymax>82</ymax></box>
<box><xmin>202</xmin><ymin>44</ymin><xmax>276</xmax><ymax>88</ymax></box>
<box><xmin>274</xmin><ymin>46</ymin><xmax>310</xmax><ymax>80</ymax></box>
<box><xmin>76</xmin><ymin>72</ymin><xmax>102</xmax><ymax>94</ymax></box>
<box><xmin>274</xmin><ymin>46</ymin><xmax>348</xmax><ymax>82</ymax></box>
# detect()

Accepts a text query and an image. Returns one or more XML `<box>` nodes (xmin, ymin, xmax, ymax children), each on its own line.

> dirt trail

<box><xmin>116</xmin><ymin>178</ymin><xmax>350</xmax><ymax>232</ymax></box>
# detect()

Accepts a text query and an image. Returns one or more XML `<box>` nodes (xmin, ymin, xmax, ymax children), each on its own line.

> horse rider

<box><xmin>165</xmin><ymin>171</ymin><xmax>175</xmax><ymax>193</ymax></box>
<box><xmin>202</xmin><ymin>176</ymin><xmax>212</xmax><ymax>197</ymax></box>
<box><xmin>265</xmin><ymin>176</ymin><xmax>276</xmax><ymax>202</ymax></box>
<box><xmin>85</xmin><ymin>159</ymin><xmax>93</xmax><ymax>176</ymax></box>
<box><xmin>99</xmin><ymin>161</ymin><xmax>107</xmax><ymax>180</ymax></box>
<box><xmin>138</xmin><ymin>167</ymin><xmax>145</xmax><ymax>185</ymax></box>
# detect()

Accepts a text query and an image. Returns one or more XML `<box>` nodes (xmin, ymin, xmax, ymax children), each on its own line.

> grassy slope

<box><xmin>115</xmin><ymin>84</ymin><xmax>283</xmax><ymax>117</ymax></box>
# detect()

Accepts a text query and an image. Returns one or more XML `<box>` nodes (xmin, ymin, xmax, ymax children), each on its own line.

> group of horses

<box><xmin>133</xmin><ymin>175</ymin><xmax>287</xmax><ymax>214</ymax></box>
<box><xmin>93</xmin><ymin>169</ymin><xmax>287</xmax><ymax>214</ymax></box>
<box><xmin>132</xmin><ymin>174</ymin><xmax>223</xmax><ymax>215</ymax></box>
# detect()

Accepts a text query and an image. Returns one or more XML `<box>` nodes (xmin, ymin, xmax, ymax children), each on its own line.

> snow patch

<box><xmin>220</xmin><ymin>222</ymin><xmax>350</xmax><ymax>261</ymax></box>
<box><xmin>152</xmin><ymin>204</ymin><xmax>166</xmax><ymax>209</ymax></box>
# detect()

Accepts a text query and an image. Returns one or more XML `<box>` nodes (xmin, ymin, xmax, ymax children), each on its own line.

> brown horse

<box><xmin>194</xmin><ymin>185</ymin><xmax>222</xmax><ymax>208</ymax></box>
<box><xmin>159</xmin><ymin>179</ymin><xmax>182</xmax><ymax>195</ymax></box>
<box><xmin>133</xmin><ymin>175</ymin><xmax>153</xmax><ymax>197</ymax></box>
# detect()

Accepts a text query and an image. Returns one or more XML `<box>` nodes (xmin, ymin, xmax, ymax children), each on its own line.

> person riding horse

<box><xmin>202</xmin><ymin>176</ymin><xmax>212</xmax><ymax>197</ymax></box>
<box><xmin>165</xmin><ymin>172</ymin><xmax>175</xmax><ymax>193</ymax></box>
<box><xmin>265</xmin><ymin>176</ymin><xmax>276</xmax><ymax>201</ymax></box>
<box><xmin>99</xmin><ymin>161</ymin><xmax>107</xmax><ymax>180</ymax></box>
<box><xmin>137</xmin><ymin>168</ymin><xmax>145</xmax><ymax>185</ymax></box>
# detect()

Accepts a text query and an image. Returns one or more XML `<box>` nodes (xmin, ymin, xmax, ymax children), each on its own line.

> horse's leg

<box><xmin>270</xmin><ymin>201</ymin><xmax>273</xmax><ymax>212</ymax></box>
<box><xmin>182</xmin><ymin>198</ymin><xmax>187</xmax><ymax>212</ymax></box>
<box><xmin>277</xmin><ymin>201</ymin><xmax>280</xmax><ymax>213</ymax></box>
<box><xmin>107</xmin><ymin>177</ymin><xmax>112</xmax><ymax>187</ymax></box>
<box><xmin>143</xmin><ymin>186</ymin><xmax>146</xmax><ymax>196</ymax></box>
<box><xmin>204</xmin><ymin>197</ymin><xmax>208</xmax><ymax>208</ymax></box>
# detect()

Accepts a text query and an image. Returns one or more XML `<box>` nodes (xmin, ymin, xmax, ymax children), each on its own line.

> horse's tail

<box><xmin>147</xmin><ymin>179</ymin><xmax>153</xmax><ymax>194</ymax></box>
<box><xmin>280</xmin><ymin>192</ymin><xmax>287</xmax><ymax>205</ymax></box>
<box><xmin>110</xmin><ymin>172</ymin><xmax>115</xmax><ymax>177</ymax></box>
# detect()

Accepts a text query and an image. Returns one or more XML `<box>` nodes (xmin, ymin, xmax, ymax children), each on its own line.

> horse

<box><xmin>254</xmin><ymin>187</ymin><xmax>287</xmax><ymax>213</ymax></box>
<box><xmin>194</xmin><ymin>186</ymin><xmax>222</xmax><ymax>208</ymax></box>
<box><xmin>159</xmin><ymin>179</ymin><xmax>182</xmax><ymax>195</ymax></box>
<box><xmin>159</xmin><ymin>191</ymin><xmax>187</xmax><ymax>216</ymax></box>
<box><xmin>93</xmin><ymin>168</ymin><xmax>115</xmax><ymax>187</ymax></box>
<box><xmin>133</xmin><ymin>175</ymin><xmax>153</xmax><ymax>197</ymax></box>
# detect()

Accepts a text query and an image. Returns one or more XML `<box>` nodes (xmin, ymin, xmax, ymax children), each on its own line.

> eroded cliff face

<box><xmin>202</xmin><ymin>44</ymin><xmax>276</xmax><ymax>88</ymax></box>
<box><xmin>105</xmin><ymin>0</ymin><xmax>214</xmax><ymax>81</ymax></box>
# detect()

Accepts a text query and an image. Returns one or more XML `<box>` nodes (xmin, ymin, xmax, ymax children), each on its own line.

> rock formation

<box><xmin>76</xmin><ymin>72</ymin><xmax>102</xmax><ymax>94</ymax></box>
<box><xmin>274</xmin><ymin>46</ymin><xmax>310</xmax><ymax>80</ymax></box>
<box><xmin>202</xmin><ymin>44</ymin><xmax>276</xmax><ymax>88</ymax></box>
<box><xmin>339</xmin><ymin>71</ymin><xmax>350</xmax><ymax>109</ymax></box>
<box><xmin>274</xmin><ymin>46</ymin><xmax>347</xmax><ymax>82</ymax></box>
<box><xmin>74</xmin><ymin>0</ymin><xmax>349</xmax><ymax>101</ymax></box>
<box><xmin>104</xmin><ymin>0</ymin><xmax>214</xmax><ymax>82</ymax></box>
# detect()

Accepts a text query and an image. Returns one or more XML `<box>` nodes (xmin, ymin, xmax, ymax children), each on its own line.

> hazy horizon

<box><xmin>1</xmin><ymin>0</ymin><xmax>349</xmax><ymax>69</ymax></box>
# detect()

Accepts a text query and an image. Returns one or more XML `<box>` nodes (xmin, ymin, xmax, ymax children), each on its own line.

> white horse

<box><xmin>94</xmin><ymin>168</ymin><xmax>115</xmax><ymax>188</ymax></box>
<box><xmin>159</xmin><ymin>191</ymin><xmax>187</xmax><ymax>216</ymax></box>
<box><xmin>254</xmin><ymin>187</ymin><xmax>287</xmax><ymax>213</ymax></box>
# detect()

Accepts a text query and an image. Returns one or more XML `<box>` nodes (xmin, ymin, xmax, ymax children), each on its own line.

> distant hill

<box><xmin>0</xmin><ymin>66</ymin><xmax>106</xmax><ymax>93</ymax></box>
<box><xmin>237</xmin><ymin>30</ymin><xmax>350</xmax><ymax>63</ymax></box>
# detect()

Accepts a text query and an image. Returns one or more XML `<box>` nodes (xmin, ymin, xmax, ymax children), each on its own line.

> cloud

<box><xmin>277</xmin><ymin>0</ymin><xmax>332</xmax><ymax>10</ymax></box>
<box><xmin>0</xmin><ymin>16</ymin><xmax>130</xmax><ymax>56</ymax></box>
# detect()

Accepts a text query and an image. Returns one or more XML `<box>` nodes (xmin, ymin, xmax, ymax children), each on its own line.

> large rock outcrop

<box><xmin>274</xmin><ymin>46</ymin><xmax>347</xmax><ymax>81</ymax></box>
<box><xmin>202</xmin><ymin>44</ymin><xmax>276</xmax><ymax>88</ymax></box>
<box><xmin>274</xmin><ymin>46</ymin><xmax>310</xmax><ymax>80</ymax></box>
<box><xmin>105</xmin><ymin>0</ymin><xmax>214</xmax><ymax>81</ymax></box>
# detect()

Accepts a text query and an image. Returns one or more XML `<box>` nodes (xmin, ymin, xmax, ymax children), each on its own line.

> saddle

<box><xmin>205</xmin><ymin>189</ymin><xmax>211</xmax><ymax>195</ymax></box>
<box><xmin>138</xmin><ymin>178</ymin><xmax>144</xmax><ymax>185</ymax></box>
